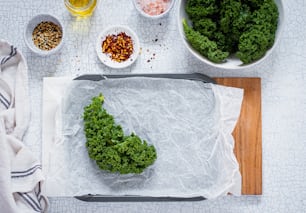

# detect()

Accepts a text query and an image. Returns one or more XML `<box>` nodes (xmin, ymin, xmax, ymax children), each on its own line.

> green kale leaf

<box><xmin>237</xmin><ymin>0</ymin><xmax>279</xmax><ymax>63</ymax></box>
<box><xmin>183</xmin><ymin>19</ymin><xmax>229</xmax><ymax>63</ymax></box>
<box><xmin>185</xmin><ymin>0</ymin><xmax>219</xmax><ymax>21</ymax></box>
<box><xmin>183</xmin><ymin>0</ymin><xmax>279</xmax><ymax>64</ymax></box>
<box><xmin>83</xmin><ymin>94</ymin><xmax>157</xmax><ymax>174</ymax></box>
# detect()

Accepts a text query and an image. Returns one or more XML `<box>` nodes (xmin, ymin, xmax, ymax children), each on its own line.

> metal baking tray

<box><xmin>74</xmin><ymin>72</ymin><xmax>215</xmax><ymax>84</ymax></box>
<box><xmin>73</xmin><ymin>72</ymin><xmax>214</xmax><ymax>202</ymax></box>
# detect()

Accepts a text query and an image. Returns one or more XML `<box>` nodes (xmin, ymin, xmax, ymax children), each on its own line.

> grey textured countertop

<box><xmin>1</xmin><ymin>0</ymin><xmax>306</xmax><ymax>212</ymax></box>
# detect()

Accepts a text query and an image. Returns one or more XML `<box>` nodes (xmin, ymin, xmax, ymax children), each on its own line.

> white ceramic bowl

<box><xmin>24</xmin><ymin>14</ymin><xmax>65</xmax><ymax>56</ymax></box>
<box><xmin>132</xmin><ymin>0</ymin><xmax>175</xmax><ymax>19</ymax></box>
<box><xmin>177</xmin><ymin>0</ymin><xmax>284</xmax><ymax>69</ymax></box>
<box><xmin>96</xmin><ymin>26</ymin><xmax>140</xmax><ymax>69</ymax></box>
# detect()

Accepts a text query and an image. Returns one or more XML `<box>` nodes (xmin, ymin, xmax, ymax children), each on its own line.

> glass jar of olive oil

<box><xmin>64</xmin><ymin>0</ymin><xmax>98</xmax><ymax>17</ymax></box>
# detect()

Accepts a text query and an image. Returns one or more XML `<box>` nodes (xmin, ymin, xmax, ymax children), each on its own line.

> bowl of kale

<box><xmin>178</xmin><ymin>0</ymin><xmax>284</xmax><ymax>69</ymax></box>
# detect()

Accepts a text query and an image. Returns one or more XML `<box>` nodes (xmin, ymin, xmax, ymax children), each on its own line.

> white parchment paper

<box><xmin>45</xmin><ymin>77</ymin><xmax>243</xmax><ymax>199</ymax></box>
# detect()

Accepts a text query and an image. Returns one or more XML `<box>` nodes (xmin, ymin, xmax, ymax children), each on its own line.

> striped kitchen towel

<box><xmin>0</xmin><ymin>40</ymin><xmax>48</xmax><ymax>213</ymax></box>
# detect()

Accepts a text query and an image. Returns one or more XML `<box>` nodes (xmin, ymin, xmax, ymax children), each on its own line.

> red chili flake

<box><xmin>102</xmin><ymin>32</ymin><xmax>134</xmax><ymax>62</ymax></box>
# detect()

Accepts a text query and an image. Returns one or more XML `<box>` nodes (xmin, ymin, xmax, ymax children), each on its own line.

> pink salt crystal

<box><xmin>137</xmin><ymin>0</ymin><xmax>171</xmax><ymax>16</ymax></box>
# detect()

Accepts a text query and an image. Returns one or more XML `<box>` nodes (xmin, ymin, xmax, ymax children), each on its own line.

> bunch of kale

<box><xmin>183</xmin><ymin>0</ymin><xmax>279</xmax><ymax>64</ymax></box>
<box><xmin>83</xmin><ymin>94</ymin><xmax>157</xmax><ymax>174</ymax></box>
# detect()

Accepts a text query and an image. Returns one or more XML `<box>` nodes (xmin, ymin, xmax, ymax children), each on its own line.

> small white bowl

<box><xmin>96</xmin><ymin>26</ymin><xmax>140</xmax><ymax>69</ymax></box>
<box><xmin>132</xmin><ymin>0</ymin><xmax>175</xmax><ymax>19</ymax></box>
<box><xmin>24</xmin><ymin>14</ymin><xmax>65</xmax><ymax>56</ymax></box>
<box><xmin>177</xmin><ymin>0</ymin><xmax>284</xmax><ymax>69</ymax></box>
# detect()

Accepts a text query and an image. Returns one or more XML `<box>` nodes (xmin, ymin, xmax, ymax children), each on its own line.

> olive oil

<box><xmin>65</xmin><ymin>0</ymin><xmax>97</xmax><ymax>17</ymax></box>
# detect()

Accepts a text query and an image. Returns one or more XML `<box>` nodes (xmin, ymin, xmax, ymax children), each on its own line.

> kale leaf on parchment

<box><xmin>83</xmin><ymin>94</ymin><xmax>157</xmax><ymax>174</ymax></box>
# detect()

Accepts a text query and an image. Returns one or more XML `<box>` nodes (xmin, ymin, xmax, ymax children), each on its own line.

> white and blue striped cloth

<box><xmin>0</xmin><ymin>40</ymin><xmax>48</xmax><ymax>213</ymax></box>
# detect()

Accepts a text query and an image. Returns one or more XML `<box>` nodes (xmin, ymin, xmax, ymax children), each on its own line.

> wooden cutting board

<box><xmin>214</xmin><ymin>78</ymin><xmax>262</xmax><ymax>195</ymax></box>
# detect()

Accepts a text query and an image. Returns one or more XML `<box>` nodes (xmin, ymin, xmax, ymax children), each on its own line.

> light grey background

<box><xmin>1</xmin><ymin>0</ymin><xmax>305</xmax><ymax>212</ymax></box>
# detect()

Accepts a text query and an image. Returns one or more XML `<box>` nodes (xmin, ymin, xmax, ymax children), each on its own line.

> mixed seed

<box><xmin>102</xmin><ymin>32</ymin><xmax>134</xmax><ymax>62</ymax></box>
<box><xmin>32</xmin><ymin>21</ymin><xmax>62</xmax><ymax>51</ymax></box>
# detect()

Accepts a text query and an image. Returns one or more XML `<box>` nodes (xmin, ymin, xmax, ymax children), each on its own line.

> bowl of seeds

<box><xmin>24</xmin><ymin>14</ymin><xmax>64</xmax><ymax>56</ymax></box>
<box><xmin>96</xmin><ymin>25</ymin><xmax>140</xmax><ymax>69</ymax></box>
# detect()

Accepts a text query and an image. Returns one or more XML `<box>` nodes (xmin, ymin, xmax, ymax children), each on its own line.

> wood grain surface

<box><xmin>214</xmin><ymin>78</ymin><xmax>262</xmax><ymax>195</ymax></box>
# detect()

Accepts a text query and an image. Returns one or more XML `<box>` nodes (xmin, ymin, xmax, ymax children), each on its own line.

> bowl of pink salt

<box><xmin>132</xmin><ymin>0</ymin><xmax>174</xmax><ymax>19</ymax></box>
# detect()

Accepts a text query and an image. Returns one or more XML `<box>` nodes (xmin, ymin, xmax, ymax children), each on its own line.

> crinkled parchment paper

<box><xmin>45</xmin><ymin>77</ymin><xmax>243</xmax><ymax>199</ymax></box>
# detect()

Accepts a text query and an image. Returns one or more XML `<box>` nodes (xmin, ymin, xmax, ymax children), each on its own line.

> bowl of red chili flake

<box><xmin>96</xmin><ymin>26</ymin><xmax>140</xmax><ymax>69</ymax></box>
<box><xmin>133</xmin><ymin>0</ymin><xmax>174</xmax><ymax>19</ymax></box>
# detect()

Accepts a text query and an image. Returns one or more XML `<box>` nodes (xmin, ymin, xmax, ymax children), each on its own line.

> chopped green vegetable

<box><xmin>83</xmin><ymin>94</ymin><xmax>157</xmax><ymax>174</ymax></box>
<box><xmin>193</xmin><ymin>18</ymin><xmax>217</xmax><ymax>39</ymax></box>
<box><xmin>184</xmin><ymin>0</ymin><xmax>279</xmax><ymax>64</ymax></box>
<box><xmin>237</xmin><ymin>0</ymin><xmax>279</xmax><ymax>63</ymax></box>
<box><xmin>183</xmin><ymin>19</ymin><xmax>229</xmax><ymax>63</ymax></box>
<box><xmin>185</xmin><ymin>0</ymin><xmax>218</xmax><ymax>21</ymax></box>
